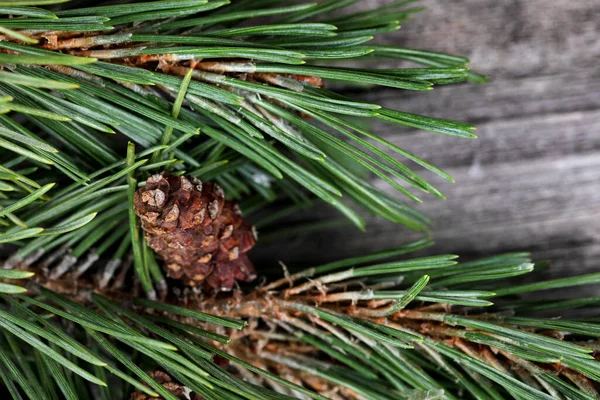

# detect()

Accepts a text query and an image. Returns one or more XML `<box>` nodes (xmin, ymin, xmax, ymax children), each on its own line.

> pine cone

<box><xmin>133</xmin><ymin>172</ymin><xmax>256</xmax><ymax>291</ymax></box>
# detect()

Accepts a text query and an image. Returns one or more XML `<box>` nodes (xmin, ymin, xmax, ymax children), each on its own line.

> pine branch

<box><xmin>1</xmin><ymin>2</ymin><xmax>598</xmax><ymax>400</ymax></box>
<box><xmin>0</xmin><ymin>241</ymin><xmax>599</xmax><ymax>399</ymax></box>
<box><xmin>0</xmin><ymin>0</ymin><xmax>476</xmax><ymax>261</ymax></box>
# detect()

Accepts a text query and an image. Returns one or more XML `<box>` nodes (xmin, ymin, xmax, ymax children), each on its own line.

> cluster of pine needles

<box><xmin>0</xmin><ymin>0</ymin><xmax>599</xmax><ymax>399</ymax></box>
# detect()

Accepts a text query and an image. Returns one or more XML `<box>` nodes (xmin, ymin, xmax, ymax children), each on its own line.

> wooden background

<box><xmin>253</xmin><ymin>0</ymin><xmax>600</xmax><ymax>280</ymax></box>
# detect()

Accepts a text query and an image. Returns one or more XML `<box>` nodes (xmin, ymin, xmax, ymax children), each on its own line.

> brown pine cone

<box><xmin>133</xmin><ymin>172</ymin><xmax>257</xmax><ymax>291</ymax></box>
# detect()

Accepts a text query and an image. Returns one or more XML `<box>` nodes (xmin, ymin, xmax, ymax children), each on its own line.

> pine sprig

<box><xmin>0</xmin><ymin>241</ymin><xmax>599</xmax><ymax>399</ymax></box>
<box><xmin>212</xmin><ymin>243</ymin><xmax>600</xmax><ymax>400</ymax></box>
<box><xmin>0</xmin><ymin>0</ymin><xmax>475</xmax><ymax>252</ymax></box>
<box><xmin>1</xmin><ymin>1</ymin><xmax>597</xmax><ymax>400</ymax></box>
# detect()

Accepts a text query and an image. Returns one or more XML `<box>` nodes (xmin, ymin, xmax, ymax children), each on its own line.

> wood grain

<box><xmin>360</xmin><ymin>0</ymin><xmax>600</xmax><ymax>79</ymax></box>
<box><xmin>253</xmin><ymin>0</ymin><xmax>600</xmax><ymax>278</ymax></box>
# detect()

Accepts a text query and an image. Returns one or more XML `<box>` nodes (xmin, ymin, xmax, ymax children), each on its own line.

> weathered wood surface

<box><xmin>253</xmin><ymin>0</ymin><xmax>600</xmax><ymax>278</ymax></box>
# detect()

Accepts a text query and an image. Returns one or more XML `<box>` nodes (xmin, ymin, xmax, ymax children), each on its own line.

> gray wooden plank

<box><xmin>371</xmin><ymin>152</ymin><xmax>600</xmax><ymax>270</ymax></box>
<box><xmin>356</xmin><ymin>73</ymin><xmax>600</xmax><ymax>170</ymax></box>
<box><xmin>253</xmin><ymin>72</ymin><xmax>600</xmax><ymax>277</ymax></box>
<box><xmin>381</xmin><ymin>109</ymin><xmax>600</xmax><ymax>169</ymax></box>
<box><xmin>357</xmin><ymin>70</ymin><xmax>600</xmax><ymax>125</ymax></box>
<box><xmin>254</xmin><ymin>152</ymin><xmax>600</xmax><ymax>276</ymax></box>
<box><xmin>347</xmin><ymin>0</ymin><xmax>600</xmax><ymax>79</ymax></box>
